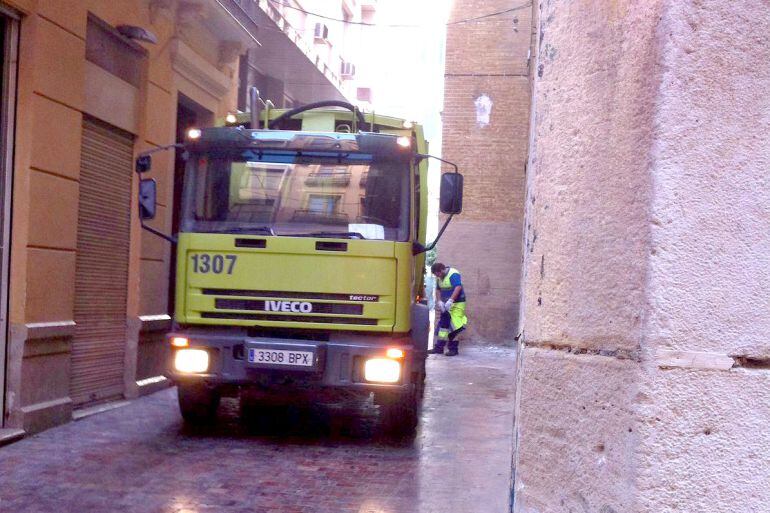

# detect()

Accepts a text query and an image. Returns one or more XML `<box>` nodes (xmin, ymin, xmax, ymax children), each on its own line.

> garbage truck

<box><xmin>135</xmin><ymin>94</ymin><xmax>463</xmax><ymax>435</ymax></box>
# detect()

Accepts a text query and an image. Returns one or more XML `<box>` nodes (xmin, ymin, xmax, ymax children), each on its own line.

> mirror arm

<box><xmin>416</xmin><ymin>154</ymin><xmax>459</xmax><ymax>174</ymax></box>
<box><xmin>140</xmin><ymin>220</ymin><xmax>177</xmax><ymax>244</ymax></box>
<box><xmin>136</xmin><ymin>145</ymin><xmax>184</xmax><ymax>242</ymax></box>
<box><xmin>136</xmin><ymin>143</ymin><xmax>186</xmax><ymax>172</ymax></box>
<box><xmin>413</xmin><ymin>214</ymin><xmax>454</xmax><ymax>255</ymax></box>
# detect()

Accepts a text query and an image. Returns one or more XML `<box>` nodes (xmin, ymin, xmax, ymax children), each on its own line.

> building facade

<box><xmin>440</xmin><ymin>0</ymin><xmax>534</xmax><ymax>342</ymax></box>
<box><xmin>236</xmin><ymin>0</ymin><xmax>377</xmax><ymax>109</ymax></box>
<box><xmin>0</xmin><ymin>0</ymin><xmax>372</xmax><ymax>437</ymax></box>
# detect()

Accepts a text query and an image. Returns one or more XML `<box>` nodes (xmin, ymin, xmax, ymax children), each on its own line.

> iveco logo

<box><xmin>265</xmin><ymin>300</ymin><xmax>313</xmax><ymax>313</ymax></box>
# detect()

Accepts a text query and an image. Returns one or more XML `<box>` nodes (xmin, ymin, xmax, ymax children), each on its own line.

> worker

<box><xmin>429</xmin><ymin>262</ymin><xmax>468</xmax><ymax>356</ymax></box>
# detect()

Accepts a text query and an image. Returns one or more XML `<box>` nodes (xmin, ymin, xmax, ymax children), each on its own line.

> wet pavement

<box><xmin>0</xmin><ymin>346</ymin><xmax>515</xmax><ymax>513</ymax></box>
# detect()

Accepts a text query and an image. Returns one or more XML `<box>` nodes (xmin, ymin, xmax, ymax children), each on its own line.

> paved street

<box><xmin>0</xmin><ymin>347</ymin><xmax>514</xmax><ymax>513</ymax></box>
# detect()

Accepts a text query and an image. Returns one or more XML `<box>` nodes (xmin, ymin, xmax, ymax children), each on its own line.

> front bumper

<box><xmin>165</xmin><ymin>327</ymin><xmax>419</xmax><ymax>393</ymax></box>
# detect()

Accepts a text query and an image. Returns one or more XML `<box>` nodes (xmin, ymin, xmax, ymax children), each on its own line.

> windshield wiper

<box><xmin>205</xmin><ymin>226</ymin><xmax>276</xmax><ymax>236</ymax></box>
<box><xmin>291</xmin><ymin>231</ymin><xmax>366</xmax><ymax>239</ymax></box>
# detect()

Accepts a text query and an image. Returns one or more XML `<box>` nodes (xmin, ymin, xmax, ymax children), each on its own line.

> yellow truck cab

<box><xmin>135</xmin><ymin>98</ymin><xmax>463</xmax><ymax>435</ymax></box>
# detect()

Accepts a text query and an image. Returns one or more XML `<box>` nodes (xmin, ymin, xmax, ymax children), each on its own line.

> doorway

<box><xmin>0</xmin><ymin>9</ymin><xmax>18</xmax><ymax>426</ymax></box>
<box><xmin>168</xmin><ymin>95</ymin><xmax>212</xmax><ymax>314</ymax></box>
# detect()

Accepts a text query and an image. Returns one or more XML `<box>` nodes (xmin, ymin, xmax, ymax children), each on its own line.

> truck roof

<box><xmin>187</xmin><ymin>127</ymin><xmax>417</xmax><ymax>158</ymax></box>
<box><xmin>221</xmin><ymin>107</ymin><xmax>421</xmax><ymax>134</ymax></box>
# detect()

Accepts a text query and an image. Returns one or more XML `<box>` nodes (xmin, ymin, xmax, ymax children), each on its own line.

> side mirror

<box><xmin>139</xmin><ymin>178</ymin><xmax>157</xmax><ymax>220</ymax></box>
<box><xmin>136</xmin><ymin>154</ymin><xmax>151</xmax><ymax>173</ymax></box>
<box><xmin>439</xmin><ymin>173</ymin><xmax>463</xmax><ymax>214</ymax></box>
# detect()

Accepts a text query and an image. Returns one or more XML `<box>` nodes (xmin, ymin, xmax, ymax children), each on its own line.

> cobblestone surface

<box><xmin>0</xmin><ymin>347</ymin><xmax>514</xmax><ymax>513</ymax></box>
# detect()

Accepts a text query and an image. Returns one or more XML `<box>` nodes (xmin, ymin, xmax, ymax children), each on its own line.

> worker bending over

<box><xmin>430</xmin><ymin>262</ymin><xmax>468</xmax><ymax>356</ymax></box>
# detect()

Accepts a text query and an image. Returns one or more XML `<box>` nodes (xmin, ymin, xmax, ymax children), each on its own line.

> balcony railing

<box><xmin>290</xmin><ymin>209</ymin><xmax>350</xmax><ymax>224</ymax></box>
<box><xmin>305</xmin><ymin>171</ymin><xmax>352</xmax><ymax>186</ymax></box>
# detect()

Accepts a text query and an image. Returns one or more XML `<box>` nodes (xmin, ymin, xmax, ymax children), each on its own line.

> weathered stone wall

<box><xmin>441</xmin><ymin>0</ymin><xmax>533</xmax><ymax>343</ymax></box>
<box><xmin>514</xmin><ymin>1</ymin><xmax>770</xmax><ymax>511</ymax></box>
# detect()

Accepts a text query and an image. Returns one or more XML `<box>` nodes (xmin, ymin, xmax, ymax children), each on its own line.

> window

<box><xmin>182</xmin><ymin>152</ymin><xmax>411</xmax><ymax>240</ymax></box>
<box><xmin>308</xmin><ymin>194</ymin><xmax>340</xmax><ymax>215</ymax></box>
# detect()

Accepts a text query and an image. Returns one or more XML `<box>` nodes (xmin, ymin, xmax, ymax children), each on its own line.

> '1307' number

<box><xmin>191</xmin><ymin>254</ymin><xmax>237</xmax><ymax>274</ymax></box>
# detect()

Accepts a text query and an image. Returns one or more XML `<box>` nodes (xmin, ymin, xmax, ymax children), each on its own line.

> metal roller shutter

<box><xmin>71</xmin><ymin>116</ymin><xmax>133</xmax><ymax>406</ymax></box>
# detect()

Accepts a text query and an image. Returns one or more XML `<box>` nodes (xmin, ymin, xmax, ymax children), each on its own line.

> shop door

<box><xmin>0</xmin><ymin>10</ymin><xmax>18</xmax><ymax>425</ymax></box>
<box><xmin>71</xmin><ymin>117</ymin><xmax>133</xmax><ymax>406</ymax></box>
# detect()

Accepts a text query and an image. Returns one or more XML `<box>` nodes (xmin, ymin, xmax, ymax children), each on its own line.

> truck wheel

<box><xmin>177</xmin><ymin>382</ymin><xmax>220</xmax><ymax>424</ymax></box>
<box><xmin>380</xmin><ymin>391</ymin><xmax>421</xmax><ymax>438</ymax></box>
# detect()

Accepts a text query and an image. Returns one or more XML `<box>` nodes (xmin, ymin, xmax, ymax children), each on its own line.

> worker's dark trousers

<box><xmin>434</xmin><ymin>311</ymin><xmax>466</xmax><ymax>352</ymax></box>
<box><xmin>445</xmin><ymin>327</ymin><xmax>465</xmax><ymax>352</ymax></box>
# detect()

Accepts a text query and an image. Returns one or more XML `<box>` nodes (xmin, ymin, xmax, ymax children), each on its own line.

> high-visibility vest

<box><xmin>438</xmin><ymin>268</ymin><xmax>465</xmax><ymax>302</ymax></box>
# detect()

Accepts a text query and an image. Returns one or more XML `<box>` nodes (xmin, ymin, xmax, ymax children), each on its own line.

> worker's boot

<box><xmin>445</xmin><ymin>340</ymin><xmax>459</xmax><ymax>357</ymax></box>
<box><xmin>428</xmin><ymin>342</ymin><xmax>445</xmax><ymax>355</ymax></box>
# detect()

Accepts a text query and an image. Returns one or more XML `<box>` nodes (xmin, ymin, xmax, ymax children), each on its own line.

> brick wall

<box><xmin>440</xmin><ymin>0</ymin><xmax>534</xmax><ymax>343</ymax></box>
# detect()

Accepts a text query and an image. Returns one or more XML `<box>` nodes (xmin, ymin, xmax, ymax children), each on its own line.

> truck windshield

<box><xmin>180</xmin><ymin>150</ymin><xmax>411</xmax><ymax>241</ymax></box>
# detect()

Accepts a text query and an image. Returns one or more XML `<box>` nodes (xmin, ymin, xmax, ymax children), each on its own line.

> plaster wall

<box><xmin>514</xmin><ymin>0</ymin><xmax>770</xmax><ymax>511</ymax></box>
<box><xmin>441</xmin><ymin>0</ymin><xmax>532</xmax><ymax>342</ymax></box>
<box><xmin>437</xmin><ymin>220</ymin><xmax>522</xmax><ymax>344</ymax></box>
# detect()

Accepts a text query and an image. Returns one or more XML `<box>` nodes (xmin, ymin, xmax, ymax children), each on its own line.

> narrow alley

<box><xmin>0</xmin><ymin>347</ymin><xmax>514</xmax><ymax>513</ymax></box>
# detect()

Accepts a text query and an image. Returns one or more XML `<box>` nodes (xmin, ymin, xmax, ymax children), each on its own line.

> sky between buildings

<box><xmin>362</xmin><ymin>0</ymin><xmax>451</xmax><ymax>238</ymax></box>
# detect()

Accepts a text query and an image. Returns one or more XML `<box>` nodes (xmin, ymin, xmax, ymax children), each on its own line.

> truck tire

<box><xmin>177</xmin><ymin>382</ymin><xmax>220</xmax><ymax>424</ymax></box>
<box><xmin>379</xmin><ymin>371</ymin><xmax>425</xmax><ymax>438</ymax></box>
<box><xmin>380</xmin><ymin>388</ymin><xmax>422</xmax><ymax>438</ymax></box>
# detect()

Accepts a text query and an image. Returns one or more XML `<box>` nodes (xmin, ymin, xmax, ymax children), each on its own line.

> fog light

<box><xmin>171</xmin><ymin>336</ymin><xmax>188</xmax><ymax>348</ymax></box>
<box><xmin>386</xmin><ymin>348</ymin><xmax>405</xmax><ymax>359</ymax></box>
<box><xmin>364</xmin><ymin>358</ymin><xmax>401</xmax><ymax>383</ymax></box>
<box><xmin>174</xmin><ymin>349</ymin><xmax>209</xmax><ymax>373</ymax></box>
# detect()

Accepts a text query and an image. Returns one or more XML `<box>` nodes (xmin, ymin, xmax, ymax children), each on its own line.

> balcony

<box><xmin>247</xmin><ymin>0</ymin><xmax>346</xmax><ymax>99</ymax></box>
<box><xmin>305</xmin><ymin>171</ymin><xmax>352</xmax><ymax>186</ymax></box>
<box><xmin>290</xmin><ymin>209</ymin><xmax>350</xmax><ymax>225</ymax></box>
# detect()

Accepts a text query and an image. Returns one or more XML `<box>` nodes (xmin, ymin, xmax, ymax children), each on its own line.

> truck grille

<box><xmin>201</xmin><ymin>312</ymin><xmax>377</xmax><ymax>325</ymax></box>
<box><xmin>201</xmin><ymin>289</ymin><xmax>381</xmax><ymax>326</ymax></box>
<box><xmin>215</xmin><ymin>299</ymin><xmax>363</xmax><ymax>315</ymax></box>
<box><xmin>202</xmin><ymin>289</ymin><xmax>379</xmax><ymax>302</ymax></box>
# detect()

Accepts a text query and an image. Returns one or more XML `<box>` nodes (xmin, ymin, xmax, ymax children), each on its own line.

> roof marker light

<box><xmin>402</xmin><ymin>120</ymin><xmax>414</xmax><ymax>129</ymax></box>
<box><xmin>187</xmin><ymin>128</ymin><xmax>202</xmax><ymax>140</ymax></box>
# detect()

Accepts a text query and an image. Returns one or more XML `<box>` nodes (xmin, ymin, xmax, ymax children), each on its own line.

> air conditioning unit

<box><xmin>314</xmin><ymin>23</ymin><xmax>329</xmax><ymax>42</ymax></box>
<box><xmin>340</xmin><ymin>61</ymin><xmax>356</xmax><ymax>79</ymax></box>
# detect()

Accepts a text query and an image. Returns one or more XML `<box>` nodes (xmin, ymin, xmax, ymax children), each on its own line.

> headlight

<box><xmin>364</xmin><ymin>358</ymin><xmax>401</xmax><ymax>383</ymax></box>
<box><xmin>174</xmin><ymin>349</ymin><xmax>209</xmax><ymax>373</ymax></box>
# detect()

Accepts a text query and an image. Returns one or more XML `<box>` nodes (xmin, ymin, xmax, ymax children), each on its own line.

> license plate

<box><xmin>247</xmin><ymin>348</ymin><xmax>314</xmax><ymax>367</ymax></box>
